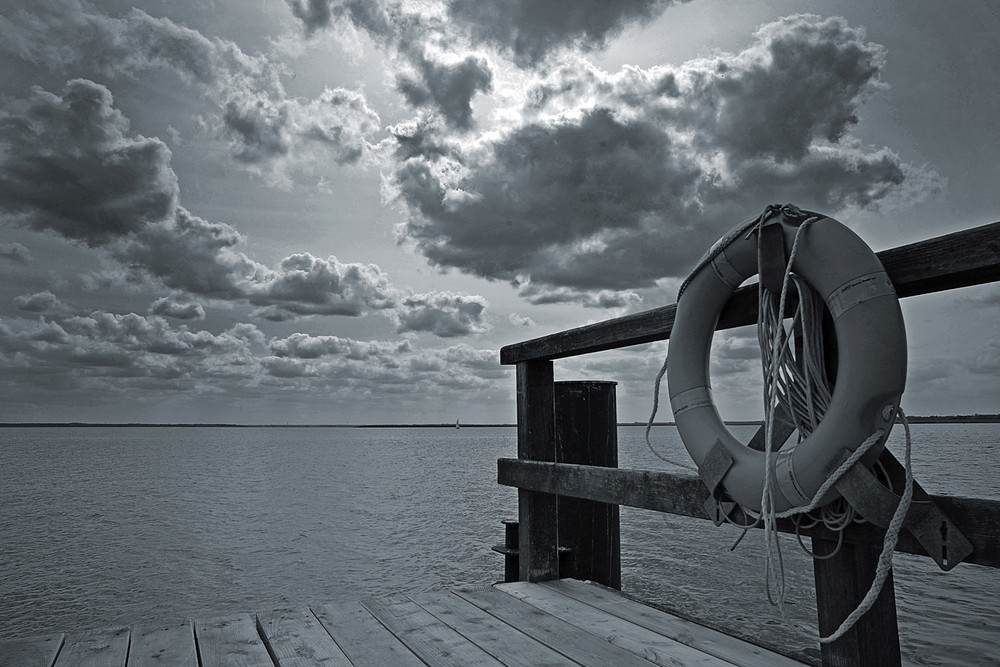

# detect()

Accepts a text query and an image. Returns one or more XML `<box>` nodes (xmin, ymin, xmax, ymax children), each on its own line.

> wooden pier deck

<box><xmin>1</xmin><ymin>579</ymin><xmax>806</xmax><ymax>667</ymax></box>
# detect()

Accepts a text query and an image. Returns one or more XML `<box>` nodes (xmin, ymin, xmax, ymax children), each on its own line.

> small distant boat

<box><xmin>455</xmin><ymin>419</ymin><xmax>461</xmax><ymax>429</ymax></box>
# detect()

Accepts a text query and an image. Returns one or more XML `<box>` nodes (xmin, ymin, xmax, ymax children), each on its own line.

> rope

<box><xmin>658</xmin><ymin>204</ymin><xmax>915</xmax><ymax>645</ymax></box>
<box><xmin>754</xmin><ymin>209</ymin><xmax>914</xmax><ymax>644</ymax></box>
<box><xmin>645</xmin><ymin>354</ymin><xmax>698</xmax><ymax>472</ymax></box>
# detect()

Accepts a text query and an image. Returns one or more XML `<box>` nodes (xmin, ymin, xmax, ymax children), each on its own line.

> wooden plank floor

<box><xmin>0</xmin><ymin>579</ymin><xmax>807</xmax><ymax>667</ymax></box>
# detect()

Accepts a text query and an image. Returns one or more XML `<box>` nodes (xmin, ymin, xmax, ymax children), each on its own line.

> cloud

<box><xmin>13</xmin><ymin>290</ymin><xmax>69</xmax><ymax>314</ymax></box>
<box><xmin>0</xmin><ymin>242</ymin><xmax>33</xmax><ymax>263</ymax></box>
<box><xmin>0</xmin><ymin>79</ymin><xmax>178</xmax><ymax>245</ymax></box>
<box><xmin>0</xmin><ymin>0</ymin><xmax>381</xmax><ymax>184</ymax></box>
<box><xmin>388</xmin><ymin>14</ymin><xmax>940</xmax><ymax>304</ymax></box>
<box><xmin>396</xmin><ymin>52</ymin><xmax>493</xmax><ymax>129</ymax></box>
<box><xmin>0</xmin><ymin>80</ymin><xmax>488</xmax><ymax>336</ymax></box>
<box><xmin>264</xmin><ymin>332</ymin><xmax>507</xmax><ymax>390</ymax></box>
<box><xmin>150</xmin><ymin>296</ymin><xmax>206</xmax><ymax>321</ymax></box>
<box><xmin>966</xmin><ymin>338</ymin><xmax>1000</xmax><ymax>375</ymax></box>
<box><xmin>0</xmin><ymin>311</ymin><xmax>265</xmax><ymax>391</ymax></box>
<box><xmin>448</xmin><ymin>0</ymin><xmax>675</xmax><ymax>67</ymax></box>
<box><xmin>392</xmin><ymin>292</ymin><xmax>489</xmax><ymax>337</ymax></box>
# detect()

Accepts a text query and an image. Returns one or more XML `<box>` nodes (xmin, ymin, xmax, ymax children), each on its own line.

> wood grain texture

<box><xmin>53</xmin><ymin>626</ymin><xmax>129</xmax><ymax>667</ymax></box>
<box><xmin>256</xmin><ymin>607</ymin><xmax>351</xmax><ymax>667</ymax></box>
<box><xmin>454</xmin><ymin>586</ymin><xmax>659</xmax><ymax>667</ymax></box>
<box><xmin>409</xmin><ymin>591</ymin><xmax>578</xmax><ymax>667</ymax></box>
<box><xmin>0</xmin><ymin>634</ymin><xmax>64</xmax><ymax>667</ymax></box>
<box><xmin>313</xmin><ymin>600</ymin><xmax>423</xmax><ymax>667</ymax></box>
<box><xmin>543</xmin><ymin>579</ymin><xmax>806</xmax><ymax>667</ymax></box>
<box><xmin>195</xmin><ymin>615</ymin><xmax>273</xmax><ymax>667</ymax></box>
<box><xmin>498</xmin><ymin>459</ymin><xmax>1000</xmax><ymax>568</ymax></box>
<box><xmin>361</xmin><ymin>595</ymin><xmax>504</xmax><ymax>667</ymax></box>
<box><xmin>516</xmin><ymin>360</ymin><xmax>559</xmax><ymax>582</ymax></box>
<box><xmin>128</xmin><ymin>621</ymin><xmax>197</xmax><ymax>667</ymax></box>
<box><xmin>496</xmin><ymin>581</ymin><xmax>731</xmax><ymax>667</ymax></box>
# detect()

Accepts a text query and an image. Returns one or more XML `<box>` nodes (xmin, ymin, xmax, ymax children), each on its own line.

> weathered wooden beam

<box><xmin>497</xmin><ymin>459</ymin><xmax>1000</xmax><ymax>569</ymax></box>
<box><xmin>500</xmin><ymin>220</ymin><xmax>1000</xmax><ymax>364</ymax></box>
<box><xmin>515</xmin><ymin>360</ymin><xmax>559</xmax><ymax>582</ymax></box>
<box><xmin>554</xmin><ymin>381</ymin><xmax>621</xmax><ymax>589</ymax></box>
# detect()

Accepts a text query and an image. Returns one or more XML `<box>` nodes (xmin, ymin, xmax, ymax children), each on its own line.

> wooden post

<box><xmin>516</xmin><ymin>360</ymin><xmax>558</xmax><ymax>582</ymax></box>
<box><xmin>554</xmin><ymin>380</ymin><xmax>621</xmax><ymax>589</ymax></box>
<box><xmin>811</xmin><ymin>307</ymin><xmax>901</xmax><ymax>666</ymax></box>
<box><xmin>812</xmin><ymin>536</ymin><xmax>901</xmax><ymax>666</ymax></box>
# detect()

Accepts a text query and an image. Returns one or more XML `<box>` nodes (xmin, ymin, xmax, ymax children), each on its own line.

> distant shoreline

<box><xmin>1</xmin><ymin>415</ymin><xmax>998</xmax><ymax>427</ymax></box>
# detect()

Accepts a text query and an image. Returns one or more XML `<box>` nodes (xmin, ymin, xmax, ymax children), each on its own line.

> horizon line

<box><xmin>1</xmin><ymin>415</ymin><xmax>998</xmax><ymax>428</ymax></box>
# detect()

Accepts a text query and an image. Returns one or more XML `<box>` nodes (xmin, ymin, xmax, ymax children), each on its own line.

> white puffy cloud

<box><xmin>264</xmin><ymin>332</ymin><xmax>507</xmax><ymax>391</ymax></box>
<box><xmin>0</xmin><ymin>80</ymin><xmax>489</xmax><ymax>336</ymax></box>
<box><xmin>149</xmin><ymin>296</ymin><xmax>206</xmax><ymax>321</ymax></box>
<box><xmin>13</xmin><ymin>290</ymin><xmax>69</xmax><ymax>314</ymax></box>
<box><xmin>388</xmin><ymin>14</ymin><xmax>940</xmax><ymax>304</ymax></box>
<box><xmin>0</xmin><ymin>0</ymin><xmax>381</xmax><ymax>183</ymax></box>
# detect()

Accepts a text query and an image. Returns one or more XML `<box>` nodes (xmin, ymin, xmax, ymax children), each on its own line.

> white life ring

<box><xmin>666</xmin><ymin>209</ymin><xmax>906</xmax><ymax>513</ymax></box>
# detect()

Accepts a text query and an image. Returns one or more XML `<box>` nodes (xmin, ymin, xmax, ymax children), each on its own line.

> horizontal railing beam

<box><xmin>497</xmin><ymin>459</ymin><xmax>1000</xmax><ymax>569</ymax></box>
<box><xmin>500</xmin><ymin>220</ymin><xmax>1000</xmax><ymax>364</ymax></box>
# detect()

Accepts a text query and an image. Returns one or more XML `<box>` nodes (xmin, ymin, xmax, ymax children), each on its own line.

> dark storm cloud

<box><xmin>0</xmin><ymin>0</ymin><xmax>380</xmax><ymax>183</ymax></box>
<box><xmin>0</xmin><ymin>80</ymin><xmax>178</xmax><ymax>245</ymax></box>
<box><xmin>0</xmin><ymin>80</ymin><xmax>488</xmax><ymax>337</ymax></box>
<box><xmin>396</xmin><ymin>53</ymin><xmax>493</xmax><ymax>130</ymax></box>
<box><xmin>388</xmin><ymin>14</ymin><xmax>939</xmax><ymax>303</ymax></box>
<box><xmin>448</xmin><ymin>0</ymin><xmax>675</xmax><ymax>67</ymax></box>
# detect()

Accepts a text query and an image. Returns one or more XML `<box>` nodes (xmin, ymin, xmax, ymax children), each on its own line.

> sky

<box><xmin>0</xmin><ymin>0</ymin><xmax>997</xmax><ymax>425</ymax></box>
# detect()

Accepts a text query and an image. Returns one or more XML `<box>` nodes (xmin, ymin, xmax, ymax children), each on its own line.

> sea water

<box><xmin>0</xmin><ymin>424</ymin><xmax>997</xmax><ymax>665</ymax></box>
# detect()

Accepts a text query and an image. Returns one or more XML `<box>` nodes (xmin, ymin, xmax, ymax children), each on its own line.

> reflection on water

<box><xmin>1</xmin><ymin>424</ymin><xmax>997</xmax><ymax>666</ymax></box>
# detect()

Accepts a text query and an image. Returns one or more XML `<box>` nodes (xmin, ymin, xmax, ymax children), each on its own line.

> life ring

<box><xmin>666</xmin><ymin>207</ymin><xmax>906</xmax><ymax>513</ymax></box>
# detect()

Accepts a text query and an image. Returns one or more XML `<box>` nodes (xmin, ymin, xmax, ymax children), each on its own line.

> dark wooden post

<box><xmin>516</xmin><ymin>360</ymin><xmax>558</xmax><ymax>582</ymax></box>
<box><xmin>811</xmin><ymin>311</ymin><xmax>901</xmax><ymax>666</ymax></box>
<box><xmin>554</xmin><ymin>380</ymin><xmax>621</xmax><ymax>589</ymax></box>
<box><xmin>812</xmin><ymin>536</ymin><xmax>901</xmax><ymax>666</ymax></box>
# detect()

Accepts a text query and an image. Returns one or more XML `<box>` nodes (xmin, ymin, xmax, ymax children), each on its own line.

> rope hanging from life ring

<box><xmin>657</xmin><ymin>203</ymin><xmax>913</xmax><ymax>644</ymax></box>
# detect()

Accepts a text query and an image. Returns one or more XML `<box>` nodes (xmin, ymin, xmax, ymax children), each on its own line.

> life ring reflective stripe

<box><xmin>666</xmin><ymin>211</ymin><xmax>906</xmax><ymax>513</ymax></box>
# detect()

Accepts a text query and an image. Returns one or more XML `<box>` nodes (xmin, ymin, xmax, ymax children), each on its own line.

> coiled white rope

<box><xmin>756</xmin><ymin>213</ymin><xmax>914</xmax><ymax>644</ymax></box>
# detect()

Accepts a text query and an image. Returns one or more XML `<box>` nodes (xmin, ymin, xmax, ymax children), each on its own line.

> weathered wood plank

<box><xmin>195</xmin><ymin>614</ymin><xmax>273</xmax><ymax>667</ymax></box>
<box><xmin>544</xmin><ymin>579</ymin><xmax>806</xmax><ymax>667</ymax></box>
<box><xmin>517</xmin><ymin>359</ymin><xmax>559</xmax><ymax>582</ymax></box>
<box><xmin>0</xmin><ymin>634</ymin><xmax>64</xmax><ymax>667</ymax></box>
<box><xmin>496</xmin><ymin>581</ymin><xmax>731</xmax><ymax>667</ymax></box>
<box><xmin>812</xmin><ymin>538</ymin><xmax>900</xmax><ymax>667</ymax></box>
<box><xmin>256</xmin><ymin>607</ymin><xmax>351</xmax><ymax>667</ymax></box>
<box><xmin>53</xmin><ymin>626</ymin><xmax>129</xmax><ymax>667</ymax></box>
<box><xmin>409</xmin><ymin>590</ymin><xmax>579</xmax><ymax>667</ymax></box>
<box><xmin>500</xmin><ymin>220</ymin><xmax>1000</xmax><ymax>364</ymax></box>
<box><xmin>454</xmin><ymin>586</ymin><xmax>657</xmax><ymax>667</ymax></box>
<box><xmin>312</xmin><ymin>600</ymin><xmax>424</xmax><ymax>667</ymax></box>
<box><xmin>128</xmin><ymin>620</ymin><xmax>197</xmax><ymax>667</ymax></box>
<box><xmin>554</xmin><ymin>381</ymin><xmax>621</xmax><ymax>589</ymax></box>
<box><xmin>361</xmin><ymin>594</ymin><xmax>504</xmax><ymax>667</ymax></box>
<box><xmin>497</xmin><ymin>459</ymin><xmax>1000</xmax><ymax>568</ymax></box>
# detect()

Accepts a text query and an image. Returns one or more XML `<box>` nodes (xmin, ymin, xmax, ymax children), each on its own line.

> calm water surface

<box><xmin>1</xmin><ymin>424</ymin><xmax>998</xmax><ymax>665</ymax></box>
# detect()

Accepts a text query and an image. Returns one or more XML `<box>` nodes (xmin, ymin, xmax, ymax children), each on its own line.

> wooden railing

<box><xmin>497</xmin><ymin>220</ymin><xmax>1000</xmax><ymax>667</ymax></box>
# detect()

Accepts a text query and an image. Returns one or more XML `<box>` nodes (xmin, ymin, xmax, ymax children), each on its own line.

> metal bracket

<box><xmin>830</xmin><ymin>448</ymin><xmax>973</xmax><ymax>571</ymax></box>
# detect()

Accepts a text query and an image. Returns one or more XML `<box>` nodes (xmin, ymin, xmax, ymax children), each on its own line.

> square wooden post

<box><xmin>516</xmin><ymin>360</ymin><xmax>558</xmax><ymax>582</ymax></box>
<box><xmin>554</xmin><ymin>380</ymin><xmax>621</xmax><ymax>589</ymax></box>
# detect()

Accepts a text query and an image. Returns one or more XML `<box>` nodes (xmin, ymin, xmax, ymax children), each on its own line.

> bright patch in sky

<box><xmin>0</xmin><ymin>0</ymin><xmax>997</xmax><ymax>423</ymax></box>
